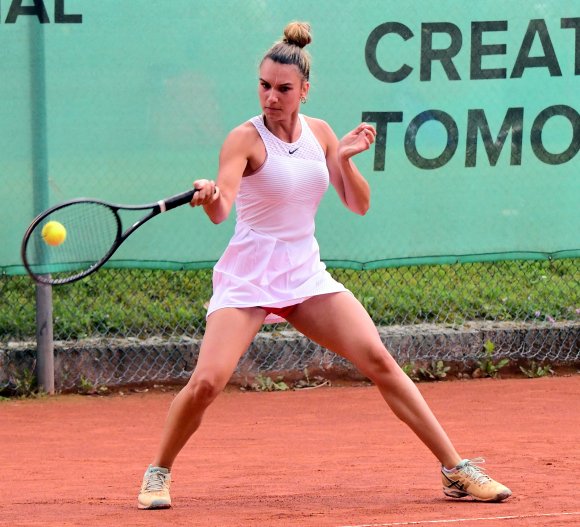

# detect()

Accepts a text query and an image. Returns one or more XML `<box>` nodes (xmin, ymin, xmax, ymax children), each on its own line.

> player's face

<box><xmin>258</xmin><ymin>59</ymin><xmax>308</xmax><ymax>121</ymax></box>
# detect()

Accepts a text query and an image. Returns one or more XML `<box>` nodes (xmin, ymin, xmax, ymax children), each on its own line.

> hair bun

<box><xmin>283</xmin><ymin>21</ymin><xmax>312</xmax><ymax>48</ymax></box>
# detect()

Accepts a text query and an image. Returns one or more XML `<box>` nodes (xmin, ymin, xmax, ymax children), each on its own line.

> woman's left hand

<box><xmin>338</xmin><ymin>123</ymin><xmax>376</xmax><ymax>159</ymax></box>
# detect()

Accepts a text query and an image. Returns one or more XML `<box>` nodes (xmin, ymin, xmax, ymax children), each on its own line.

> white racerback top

<box><xmin>206</xmin><ymin>114</ymin><xmax>347</xmax><ymax>323</ymax></box>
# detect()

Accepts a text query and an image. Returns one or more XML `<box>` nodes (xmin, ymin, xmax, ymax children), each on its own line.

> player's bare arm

<box><xmin>193</xmin><ymin>123</ymin><xmax>258</xmax><ymax>224</ymax></box>
<box><xmin>308</xmin><ymin>117</ymin><xmax>373</xmax><ymax>216</ymax></box>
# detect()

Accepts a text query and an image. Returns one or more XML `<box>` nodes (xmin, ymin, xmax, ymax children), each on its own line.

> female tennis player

<box><xmin>138</xmin><ymin>21</ymin><xmax>511</xmax><ymax>509</ymax></box>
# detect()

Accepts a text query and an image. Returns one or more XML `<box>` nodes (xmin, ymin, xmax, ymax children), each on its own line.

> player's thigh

<box><xmin>192</xmin><ymin>307</ymin><xmax>266</xmax><ymax>385</ymax></box>
<box><xmin>286</xmin><ymin>292</ymin><xmax>394</xmax><ymax>378</ymax></box>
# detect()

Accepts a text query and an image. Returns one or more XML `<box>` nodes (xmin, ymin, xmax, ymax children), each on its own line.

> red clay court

<box><xmin>2</xmin><ymin>375</ymin><xmax>579</xmax><ymax>526</ymax></box>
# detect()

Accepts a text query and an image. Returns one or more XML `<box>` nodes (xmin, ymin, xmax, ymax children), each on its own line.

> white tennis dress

<box><xmin>206</xmin><ymin>114</ymin><xmax>348</xmax><ymax>323</ymax></box>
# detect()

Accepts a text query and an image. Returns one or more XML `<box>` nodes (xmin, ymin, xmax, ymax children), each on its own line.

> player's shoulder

<box><xmin>223</xmin><ymin>120</ymin><xmax>260</xmax><ymax>149</ymax></box>
<box><xmin>303</xmin><ymin>115</ymin><xmax>337</xmax><ymax>148</ymax></box>
<box><xmin>303</xmin><ymin>115</ymin><xmax>332</xmax><ymax>133</ymax></box>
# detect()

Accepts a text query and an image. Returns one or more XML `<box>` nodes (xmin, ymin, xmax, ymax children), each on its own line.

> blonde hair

<box><xmin>261</xmin><ymin>21</ymin><xmax>312</xmax><ymax>81</ymax></box>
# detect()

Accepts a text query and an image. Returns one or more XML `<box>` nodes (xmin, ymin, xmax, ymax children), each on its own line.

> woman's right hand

<box><xmin>189</xmin><ymin>179</ymin><xmax>220</xmax><ymax>207</ymax></box>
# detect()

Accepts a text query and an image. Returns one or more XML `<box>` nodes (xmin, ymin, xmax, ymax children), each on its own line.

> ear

<box><xmin>301</xmin><ymin>81</ymin><xmax>310</xmax><ymax>99</ymax></box>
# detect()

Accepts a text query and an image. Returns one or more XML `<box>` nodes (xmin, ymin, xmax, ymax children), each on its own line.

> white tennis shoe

<box><xmin>442</xmin><ymin>458</ymin><xmax>512</xmax><ymax>502</ymax></box>
<box><xmin>138</xmin><ymin>465</ymin><xmax>172</xmax><ymax>509</ymax></box>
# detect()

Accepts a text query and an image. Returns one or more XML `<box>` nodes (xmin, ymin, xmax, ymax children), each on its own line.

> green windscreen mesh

<box><xmin>1</xmin><ymin>1</ymin><xmax>579</xmax><ymax>273</ymax></box>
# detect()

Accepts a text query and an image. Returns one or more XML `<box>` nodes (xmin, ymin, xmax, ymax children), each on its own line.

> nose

<box><xmin>267</xmin><ymin>91</ymin><xmax>278</xmax><ymax>104</ymax></box>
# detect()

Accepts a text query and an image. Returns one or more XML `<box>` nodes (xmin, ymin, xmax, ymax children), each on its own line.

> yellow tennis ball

<box><xmin>41</xmin><ymin>220</ymin><xmax>67</xmax><ymax>246</ymax></box>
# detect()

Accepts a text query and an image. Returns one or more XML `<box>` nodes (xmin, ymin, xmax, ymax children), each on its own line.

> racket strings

<box><xmin>26</xmin><ymin>202</ymin><xmax>120</xmax><ymax>280</ymax></box>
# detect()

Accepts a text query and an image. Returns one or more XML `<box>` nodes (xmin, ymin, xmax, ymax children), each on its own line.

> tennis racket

<box><xmin>21</xmin><ymin>188</ymin><xmax>198</xmax><ymax>286</ymax></box>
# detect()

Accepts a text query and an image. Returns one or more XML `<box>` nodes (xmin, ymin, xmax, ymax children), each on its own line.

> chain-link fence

<box><xmin>1</xmin><ymin>259</ymin><xmax>578</xmax><ymax>393</ymax></box>
<box><xmin>1</xmin><ymin>3</ymin><xmax>579</xmax><ymax>393</ymax></box>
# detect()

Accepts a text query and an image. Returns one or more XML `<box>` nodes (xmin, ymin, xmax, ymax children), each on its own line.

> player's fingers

<box><xmin>190</xmin><ymin>179</ymin><xmax>210</xmax><ymax>206</ymax></box>
<box><xmin>364</xmin><ymin>127</ymin><xmax>375</xmax><ymax>144</ymax></box>
<box><xmin>193</xmin><ymin>179</ymin><xmax>210</xmax><ymax>191</ymax></box>
<box><xmin>356</xmin><ymin>127</ymin><xmax>374</xmax><ymax>149</ymax></box>
<box><xmin>352</xmin><ymin>123</ymin><xmax>365</xmax><ymax>137</ymax></box>
<box><xmin>361</xmin><ymin>124</ymin><xmax>376</xmax><ymax>138</ymax></box>
<box><xmin>356</xmin><ymin>122</ymin><xmax>375</xmax><ymax>135</ymax></box>
<box><xmin>191</xmin><ymin>180</ymin><xmax>219</xmax><ymax>207</ymax></box>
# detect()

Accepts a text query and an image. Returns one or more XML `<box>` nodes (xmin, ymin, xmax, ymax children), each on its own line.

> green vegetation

<box><xmin>76</xmin><ymin>376</ymin><xmax>109</xmax><ymax>395</ymax></box>
<box><xmin>519</xmin><ymin>361</ymin><xmax>555</xmax><ymax>378</ymax></box>
<box><xmin>242</xmin><ymin>375</ymin><xmax>290</xmax><ymax>392</ymax></box>
<box><xmin>402</xmin><ymin>360</ymin><xmax>451</xmax><ymax>382</ymax></box>
<box><xmin>402</xmin><ymin>363</ymin><xmax>421</xmax><ymax>382</ymax></box>
<box><xmin>5</xmin><ymin>367</ymin><xmax>46</xmax><ymax>398</ymax></box>
<box><xmin>337</xmin><ymin>259</ymin><xmax>579</xmax><ymax>326</ymax></box>
<box><xmin>13</xmin><ymin>367</ymin><xmax>37</xmax><ymax>396</ymax></box>
<box><xmin>418</xmin><ymin>360</ymin><xmax>451</xmax><ymax>381</ymax></box>
<box><xmin>474</xmin><ymin>340</ymin><xmax>510</xmax><ymax>378</ymax></box>
<box><xmin>241</xmin><ymin>370</ymin><xmax>331</xmax><ymax>391</ymax></box>
<box><xmin>0</xmin><ymin>269</ymin><xmax>214</xmax><ymax>340</ymax></box>
<box><xmin>0</xmin><ymin>259</ymin><xmax>578</xmax><ymax>340</ymax></box>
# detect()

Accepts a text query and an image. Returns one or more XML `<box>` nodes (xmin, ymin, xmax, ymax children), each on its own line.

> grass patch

<box><xmin>335</xmin><ymin>259</ymin><xmax>579</xmax><ymax>325</ymax></box>
<box><xmin>1</xmin><ymin>259</ymin><xmax>578</xmax><ymax>341</ymax></box>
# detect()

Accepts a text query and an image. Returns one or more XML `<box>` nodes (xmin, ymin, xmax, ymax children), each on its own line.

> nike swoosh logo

<box><xmin>289</xmin><ymin>147</ymin><xmax>300</xmax><ymax>154</ymax></box>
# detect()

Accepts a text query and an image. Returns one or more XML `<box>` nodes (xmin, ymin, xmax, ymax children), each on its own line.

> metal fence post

<box><xmin>35</xmin><ymin>283</ymin><xmax>54</xmax><ymax>393</ymax></box>
<box><xmin>29</xmin><ymin>21</ymin><xmax>54</xmax><ymax>393</ymax></box>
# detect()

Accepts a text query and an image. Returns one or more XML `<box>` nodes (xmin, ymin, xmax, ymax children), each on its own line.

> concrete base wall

<box><xmin>1</xmin><ymin>321</ymin><xmax>578</xmax><ymax>392</ymax></box>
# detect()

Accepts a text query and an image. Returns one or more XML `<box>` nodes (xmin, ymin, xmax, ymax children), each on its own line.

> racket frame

<box><xmin>21</xmin><ymin>188</ymin><xmax>197</xmax><ymax>286</ymax></box>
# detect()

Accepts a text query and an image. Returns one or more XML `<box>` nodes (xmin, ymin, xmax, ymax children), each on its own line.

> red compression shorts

<box><xmin>260</xmin><ymin>304</ymin><xmax>299</xmax><ymax>320</ymax></box>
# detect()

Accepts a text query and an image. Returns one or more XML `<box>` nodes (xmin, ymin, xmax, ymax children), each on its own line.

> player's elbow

<box><xmin>359</xmin><ymin>199</ymin><xmax>371</xmax><ymax>216</ymax></box>
<box><xmin>206</xmin><ymin>210</ymin><xmax>227</xmax><ymax>224</ymax></box>
<box><xmin>355</xmin><ymin>206</ymin><xmax>369</xmax><ymax>216</ymax></box>
<box><xmin>350</xmin><ymin>197</ymin><xmax>370</xmax><ymax>216</ymax></box>
<box><xmin>203</xmin><ymin>199</ymin><xmax>230</xmax><ymax>224</ymax></box>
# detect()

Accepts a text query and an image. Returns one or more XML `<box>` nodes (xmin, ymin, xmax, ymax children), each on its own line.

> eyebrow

<box><xmin>259</xmin><ymin>78</ymin><xmax>293</xmax><ymax>87</ymax></box>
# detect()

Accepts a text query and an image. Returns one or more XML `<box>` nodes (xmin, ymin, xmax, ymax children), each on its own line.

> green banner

<box><xmin>1</xmin><ymin>0</ymin><xmax>578</xmax><ymax>273</ymax></box>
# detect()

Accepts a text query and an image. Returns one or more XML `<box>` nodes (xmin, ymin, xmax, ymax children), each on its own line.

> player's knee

<box><xmin>186</xmin><ymin>374</ymin><xmax>224</xmax><ymax>407</ymax></box>
<box><xmin>360</xmin><ymin>346</ymin><xmax>398</xmax><ymax>382</ymax></box>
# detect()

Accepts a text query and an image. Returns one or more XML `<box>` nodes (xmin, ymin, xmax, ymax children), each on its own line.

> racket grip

<box><xmin>160</xmin><ymin>189</ymin><xmax>198</xmax><ymax>212</ymax></box>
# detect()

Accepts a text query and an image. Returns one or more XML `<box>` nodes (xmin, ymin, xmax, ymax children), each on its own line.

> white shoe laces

<box><xmin>461</xmin><ymin>458</ymin><xmax>493</xmax><ymax>485</ymax></box>
<box><xmin>144</xmin><ymin>470</ymin><xmax>169</xmax><ymax>492</ymax></box>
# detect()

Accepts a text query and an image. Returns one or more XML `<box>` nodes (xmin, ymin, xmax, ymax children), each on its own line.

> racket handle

<box><xmin>159</xmin><ymin>189</ymin><xmax>198</xmax><ymax>212</ymax></box>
